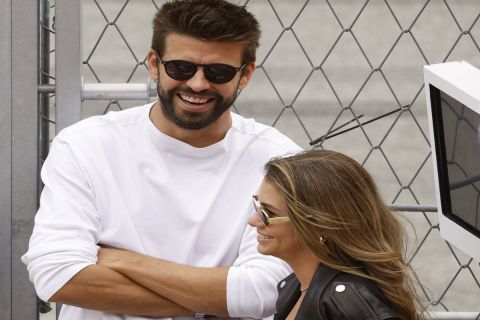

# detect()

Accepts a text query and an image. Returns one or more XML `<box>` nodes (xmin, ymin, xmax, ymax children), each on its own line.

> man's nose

<box><xmin>185</xmin><ymin>67</ymin><xmax>211</xmax><ymax>92</ymax></box>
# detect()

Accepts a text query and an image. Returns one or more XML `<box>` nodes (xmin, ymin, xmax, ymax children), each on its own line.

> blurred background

<box><xmin>1</xmin><ymin>0</ymin><xmax>479</xmax><ymax>319</ymax></box>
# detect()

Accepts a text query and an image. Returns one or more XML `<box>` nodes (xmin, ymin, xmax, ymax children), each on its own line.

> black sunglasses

<box><xmin>156</xmin><ymin>53</ymin><xmax>246</xmax><ymax>84</ymax></box>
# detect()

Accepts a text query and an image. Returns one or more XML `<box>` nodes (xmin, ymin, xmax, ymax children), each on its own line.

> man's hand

<box><xmin>97</xmin><ymin>247</ymin><xmax>230</xmax><ymax>317</ymax></box>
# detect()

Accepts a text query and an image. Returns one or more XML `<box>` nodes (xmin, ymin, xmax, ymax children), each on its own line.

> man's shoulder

<box><xmin>57</xmin><ymin>103</ymin><xmax>151</xmax><ymax>142</ymax></box>
<box><xmin>230</xmin><ymin>112</ymin><xmax>301</xmax><ymax>153</ymax></box>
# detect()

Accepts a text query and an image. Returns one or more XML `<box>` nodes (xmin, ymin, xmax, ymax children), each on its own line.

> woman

<box><xmin>248</xmin><ymin>150</ymin><xmax>423</xmax><ymax>320</ymax></box>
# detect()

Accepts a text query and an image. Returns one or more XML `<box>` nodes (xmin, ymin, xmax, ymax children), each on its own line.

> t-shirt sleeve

<box><xmin>226</xmin><ymin>223</ymin><xmax>291</xmax><ymax>319</ymax></box>
<box><xmin>21</xmin><ymin>134</ymin><xmax>101</xmax><ymax>301</ymax></box>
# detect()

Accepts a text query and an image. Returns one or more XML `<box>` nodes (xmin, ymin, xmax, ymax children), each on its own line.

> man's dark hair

<box><xmin>152</xmin><ymin>0</ymin><xmax>261</xmax><ymax>65</ymax></box>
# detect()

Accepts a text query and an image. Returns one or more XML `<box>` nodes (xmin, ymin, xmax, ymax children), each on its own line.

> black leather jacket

<box><xmin>273</xmin><ymin>265</ymin><xmax>401</xmax><ymax>320</ymax></box>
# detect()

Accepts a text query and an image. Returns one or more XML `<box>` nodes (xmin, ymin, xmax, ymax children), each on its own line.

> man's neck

<box><xmin>149</xmin><ymin>102</ymin><xmax>232</xmax><ymax>148</ymax></box>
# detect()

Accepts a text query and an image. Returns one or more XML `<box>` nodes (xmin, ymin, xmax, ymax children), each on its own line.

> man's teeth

<box><xmin>259</xmin><ymin>234</ymin><xmax>273</xmax><ymax>240</ymax></box>
<box><xmin>180</xmin><ymin>94</ymin><xmax>210</xmax><ymax>104</ymax></box>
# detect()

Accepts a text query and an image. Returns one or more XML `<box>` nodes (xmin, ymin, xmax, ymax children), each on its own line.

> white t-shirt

<box><xmin>22</xmin><ymin>103</ymin><xmax>301</xmax><ymax>320</ymax></box>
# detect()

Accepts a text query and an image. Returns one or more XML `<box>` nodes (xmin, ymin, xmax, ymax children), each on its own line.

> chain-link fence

<box><xmin>37</xmin><ymin>0</ymin><xmax>480</xmax><ymax>319</ymax></box>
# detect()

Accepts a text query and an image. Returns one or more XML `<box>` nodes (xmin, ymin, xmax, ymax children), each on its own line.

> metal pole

<box><xmin>389</xmin><ymin>204</ymin><xmax>437</xmax><ymax>212</ymax></box>
<box><xmin>82</xmin><ymin>81</ymin><xmax>156</xmax><ymax>101</ymax></box>
<box><xmin>37</xmin><ymin>0</ymin><xmax>52</xmax><ymax>315</ymax></box>
<box><xmin>11</xmin><ymin>0</ymin><xmax>40</xmax><ymax>318</ymax></box>
<box><xmin>54</xmin><ymin>0</ymin><xmax>84</xmax><ymax>316</ymax></box>
<box><xmin>55</xmin><ymin>0</ymin><xmax>82</xmax><ymax>133</ymax></box>
<box><xmin>38</xmin><ymin>82</ymin><xmax>158</xmax><ymax>101</ymax></box>
<box><xmin>429</xmin><ymin>312</ymin><xmax>480</xmax><ymax>320</ymax></box>
<box><xmin>0</xmin><ymin>0</ymin><xmax>13</xmax><ymax>316</ymax></box>
<box><xmin>39</xmin><ymin>0</ymin><xmax>50</xmax><ymax>171</ymax></box>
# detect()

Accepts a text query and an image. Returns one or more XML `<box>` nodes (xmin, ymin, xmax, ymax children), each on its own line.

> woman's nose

<box><xmin>248</xmin><ymin>212</ymin><xmax>263</xmax><ymax>228</ymax></box>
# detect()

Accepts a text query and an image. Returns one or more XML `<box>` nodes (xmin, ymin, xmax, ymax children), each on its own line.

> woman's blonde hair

<box><xmin>264</xmin><ymin>149</ymin><xmax>423</xmax><ymax>320</ymax></box>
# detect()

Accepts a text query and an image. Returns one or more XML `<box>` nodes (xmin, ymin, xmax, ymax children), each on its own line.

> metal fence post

<box><xmin>0</xmin><ymin>0</ymin><xmax>13</xmax><ymax>316</ymax></box>
<box><xmin>56</xmin><ymin>0</ymin><xmax>83</xmax><ymax>132</ymax></box>
<box><xmin>0</xmin><ymin>0</ymin><xmax>41</xmax><ymax>319</ymax></box>
<box><xmin>54</xmin><ymin>0</ymin><xmax>84</xmax><ymax>317</ymax></box>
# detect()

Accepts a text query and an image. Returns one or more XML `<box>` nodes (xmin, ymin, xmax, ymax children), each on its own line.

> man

<box><xmin>22</xmin><ymin>0</ymin><xmax>301</xmax><ymax>319</ymax></box>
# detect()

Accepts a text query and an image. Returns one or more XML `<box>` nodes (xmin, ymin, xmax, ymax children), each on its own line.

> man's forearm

<box><xmin>50</xmin><ymin>264</ymin><xmax>193</xmax><ymax>317</ymax></box>
<box><xmin>97</xmin><ymin>248</ymin><xmax>229</xmax><ymax>317</ymax></box>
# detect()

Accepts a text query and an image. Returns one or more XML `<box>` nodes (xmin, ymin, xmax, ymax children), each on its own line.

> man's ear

<box><xmin>238</xmin><ymin>62</ymin><xmax>256</xmax><ymax>90</ymax></box>
<box><xmin>147</xmin><ymin>49</ymin><xmax>159</xmax><ymax>81</ymax></box>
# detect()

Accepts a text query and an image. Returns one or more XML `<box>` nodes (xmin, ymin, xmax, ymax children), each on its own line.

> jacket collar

<box><xmin>275</xmin><ymin>265</ymin><xmax>340</xmax><ymax>320</ymax></box>
<box><xmin>296</xmin><ymin>265</ymin><xmax>339</xmax><ymax>319</ymax></box>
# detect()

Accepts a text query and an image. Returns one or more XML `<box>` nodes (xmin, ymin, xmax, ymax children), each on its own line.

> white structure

<box><xmin>425</xmin><ymin>61</ymin><xmax>480</xmax><ymax>262</ymax></box>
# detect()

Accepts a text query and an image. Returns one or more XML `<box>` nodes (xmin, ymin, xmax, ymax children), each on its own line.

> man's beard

<box><xmin>157</xmin><ymin>83</ymin><xmax>239</xmax><ymax>130</ymax></box>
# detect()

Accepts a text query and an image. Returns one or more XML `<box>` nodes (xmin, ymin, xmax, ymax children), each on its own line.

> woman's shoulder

<box><xmin>326</xmin><ymin>272</ymin><xmax>400</xmax><ymax>318</ymax></box>
<box><xmin>275</xmin><ymin>266</ymin><xmax>402</xmax><ymax>319</ymax></box>
<box><xmin>305</xmin><ymin>267</ymin><xmax>400</xmax><ymax>320</ymax></box>
<box><xmin>306</xmin><ymin>265</ymin><xmax>401</xmax><ymax>319</ymax></box>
